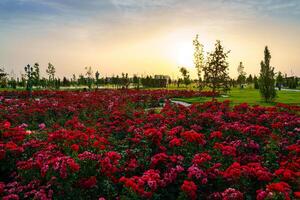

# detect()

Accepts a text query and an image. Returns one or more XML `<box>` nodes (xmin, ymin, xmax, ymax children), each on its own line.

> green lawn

<box><xmin>173</xmin><ymin>88</ymin><xmax>300</xmax><ymax>106</ymax></box>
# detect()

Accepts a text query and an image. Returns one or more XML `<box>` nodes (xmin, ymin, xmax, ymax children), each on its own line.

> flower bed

<box><xmin>0</xmin><ymin>90</ymin><xmax>299</xmax><ymax>200</ymax></box>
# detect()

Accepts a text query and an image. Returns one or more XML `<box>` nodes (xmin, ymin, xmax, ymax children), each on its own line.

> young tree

<box><xmin>237</xmin><ymin>61</ymin><xmax>247</xmax><ymax>88</ymax></box>
<box><xmin>46</xmin><ymin>63</ymin><xmax>56</xmax><ymax>80</ymax></box>
<box><xmin>203</xmin><ymin>40</ymin><xmax>231</xmax><ymax>93</ymax></box>
<box><xmin>193</xmin><ymin>34</ymin><xmax>205</xmax><ymax>90</ymax></box>
<box><xmin>95</xmin><ymin>71</ymin><xmax>100</xmax><ymax>89</ymax></box>
<box><xmin>85</xmin><ymin>66</ymin><xmax>93</xmax><ymax>89</ymax></box>
<box><xmin>276</xmin><ymin>71</ymin><xmax>284</xmax><ymax>90</ymax></box>
<box><xmin>32</xmin><ymin>63</ymin><xmax>40</xmax><ymax>87</ymax></box>
<box><xmin>179</xmin><ymin>67</ymin><xmax>191</xmax><ymax>88</ymax></box>
<box><xmin>259</xmin><ymin>46</ymin><xmax>276</xmax><ymax>102</ymax></box>
<box><xmin>24</xmin><ymin>64</ymin><xmax>34</xmax><ymax>97</ymax></box>
<box><xmin>46</xmin><ymin>63</ymin><xmax>56</xmax><ymax>88</ymax></box>
<box><xmin>72</xmin><ymin>74</ymin><xmax>77</xmax><ymax>86</ymax></box>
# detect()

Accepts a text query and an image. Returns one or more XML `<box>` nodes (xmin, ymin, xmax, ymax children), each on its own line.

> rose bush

<box><xmin>0</xmin><ymin>89</ymin><xmax>299</xmax><ymax>199</ymax></box>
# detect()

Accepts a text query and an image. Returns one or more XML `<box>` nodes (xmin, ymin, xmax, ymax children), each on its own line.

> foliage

<box><xmin>259</xmin><ymin>46</ymin><xmax>276</xmax><ymax>102</ymax></box>
<box><xmin>179</xmin><ymin>67</ymin><xmax>191</xmax><ymax>87</ymax></box>
<box><xmin>85</xmin><ymin>66</ymin><xmax>94</xmax><ymax>89</ymax></box>
<box><xmin>193</xmin><ymin>35</ymin><xmax>205</xmax><ymax>91</ymax></box>
<box><xmin>276</xmin><ymin>72</ymin><xmax>284</xmax><ymax>90</ymax></box>
<box><xmin>46</xmin><ymin>63</ymin><xmax>56</xmax><ymax>81</ymax></box>
<box><xmin>237</xmin><ymin>62</ymin><xmax>247</xmax><ymax>88</ymax></box>
<box><xmin>254</xmin><ymin>76</ymin><xmax>259</xmax><ymax>89</ymax></box>
<box><xmin>32</xmin><ymin>63</ymin><xmax>40</xmax><ymax>87</ymax></box>
<box><xmin>203</xmin><ymin>40</ymin><xmax>231</xmax><ymax>93</ymax></box>
<box><xmin>246</xmin><ymin>74</ymin><xmax>253</xmax><ymax>84</ymax></box>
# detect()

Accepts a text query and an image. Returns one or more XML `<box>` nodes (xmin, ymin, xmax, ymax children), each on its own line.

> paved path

<box><xmin>170</xmin><ymin>100</ymin><xmax>192</xmax><ymax>107</ymax></box>
<box><xmin>279</xmin><ymin>88</ymin><xmax>300</xmax><ymax>92</ymax></box>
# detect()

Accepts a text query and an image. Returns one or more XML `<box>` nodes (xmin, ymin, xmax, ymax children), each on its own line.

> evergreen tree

<box><xmin>259</xmin><ymin>46</ymin><xmax>276</xmax><ymax>102</ymax></box>
<box><xmin>246</xmin><ymin>74</ymin><xmax>253</xmax><ymax>84</ymax></box>
<box><xmin>203</xmin><ymin>40</ymin><xmax>231</xmax><ymax>93</ymax></box>
<box><xmin>237</xmin><ymin>61</ymin><xmax>246</xmax><ymax>88</ymax></box>
<box><xmin>193</xmin><ymin>34</ymin><xmax>205</xmax><ymax>90</ymax></box>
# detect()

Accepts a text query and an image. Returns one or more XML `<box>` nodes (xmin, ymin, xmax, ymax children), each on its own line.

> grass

<box><xmin>173</xmin><ymin>87</ymin><xmax>300</xmax><ymax>106</ymax></box>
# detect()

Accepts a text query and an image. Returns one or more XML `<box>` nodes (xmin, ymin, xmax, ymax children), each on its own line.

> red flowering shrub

<box><xmin>181</xmin><ymin>180</ymin><xmax>197</xmax><ymax>200</ymax></box>
<box><xmin>0</xmin><ymin>89</ymin><xmax>299</xmax><ymax>199</ymax></box>
<box><xmin>180</xmin><ymin>130</ymin><xmax>206</xmax><ymax>145</ymax></box>
<box><xmin>78</xmin><ymin>176</ymin><xmax>97</xmax><ymax>189</ymax></box>
<box><xmin>221</xmin><ymin>188</ymin><xmax>243</xmax><ymax>200</ymax></box>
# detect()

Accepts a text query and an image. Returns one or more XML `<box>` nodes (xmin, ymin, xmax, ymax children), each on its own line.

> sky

<box><xmin>0</xmin><ymin>0</ymin><xmax>300</xmax><ymax>79</ymax></box>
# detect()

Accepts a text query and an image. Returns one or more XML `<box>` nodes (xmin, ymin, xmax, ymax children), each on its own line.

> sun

<box><xmin>175</xmin><ymin>41</ymin><xmax>194</xmax><ymax>68</ymax></box>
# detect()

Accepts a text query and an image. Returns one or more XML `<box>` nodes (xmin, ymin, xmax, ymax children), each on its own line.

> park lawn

<box><xmin>173</xmin><ymin>88</ymin><xmax>300</xmax><ymax>106</ymax></box>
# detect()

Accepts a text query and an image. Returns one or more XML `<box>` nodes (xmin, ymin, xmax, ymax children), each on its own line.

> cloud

<box><xmin>0</xmin><ymin>0</ymin><xmax>300</xmax><ymax>77</ymax></box>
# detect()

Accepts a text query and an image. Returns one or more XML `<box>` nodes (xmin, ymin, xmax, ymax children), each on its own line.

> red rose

<box><xmin>79</xmin><ymin>176</ymin><xmax>97</xmax><ymax>189</ymax></box>
<box><xmin>181</xmin><ymin>180</ymin><xmax>197</xmax><ymax>200</ymax></box>
<box><xmin>3</xmin><ymin>121</ymin><xmax>11</xmax><ymax>129</ymax></box>
<box><xmin>71</xmin><ymin>144</ymin><xmax>79</xmax><ymax>152</ymax></box>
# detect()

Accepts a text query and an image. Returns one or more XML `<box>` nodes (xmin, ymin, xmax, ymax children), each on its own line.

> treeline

<box><xmin>0</xmin><ymin>36</ymin><xmax>299</xmax><ymax>103</ymax></box>
<box><xmin>0</xmin><ymin>65</ymin><xmax>171</xmax><ymax>90</ymax></box>
<box><xmin>0</xmin><ymin>63</ymin><xmax>298</xmax><ymax>91</ymax></box>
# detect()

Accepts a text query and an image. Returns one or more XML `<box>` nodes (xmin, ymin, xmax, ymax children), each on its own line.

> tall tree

<box><xmin>24</xmin><ymin>64</ymin><xmax>34</xmax><ymax>97</ymax></box>
<box><xmin>203</xmin><ymin>40</ymin><xmax>231</xmax><ymax>93</ymax></box>
<box><xmin>237</xmin><ymin>61</ymin><xmax>247</xmax><ymax>88</ymax></box>
<box><xmin>259</xmin><ymin>46</ymin><xmax>276</xmax><ymax>102</ymax></box>
<box><xmin>32</xmin><ymin>63</ymin><xmax>40</xmax><ymax>86</ymax></box>
<box><xmin>193</xmin><ymin>34</ymin><xmax>205</xmax><ymax>90</ymax></box>
<box><xmin>179</xmin><ymin>67</ymin><xmax>191</xmax><ymax>88</ymax></box>
<box><xmin>85</xmin><ymin>66</ymin><xmax>93</xmax><ymax>89</ymax></box>
<box><xmin>46</xmin><ymin>63</ymin><xmax>56</xmax><ymax>88</ymax></box>
<box><xmin>46</xmin><ymin>63</ymin><xmax>56</xmax><ymax>81</ymax></box>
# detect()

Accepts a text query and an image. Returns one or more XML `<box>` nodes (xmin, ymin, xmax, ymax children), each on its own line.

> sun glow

<box><xmin>175</xmin><ymin>42</ymin><xmax>195</xmax><ymax>68</ymax></box>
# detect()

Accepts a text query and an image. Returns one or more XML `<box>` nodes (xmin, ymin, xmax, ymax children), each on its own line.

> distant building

<box><xmin>154</xmin><ymin>75</ymin><xmax>170</xmax><ymax>80</ymax></box>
